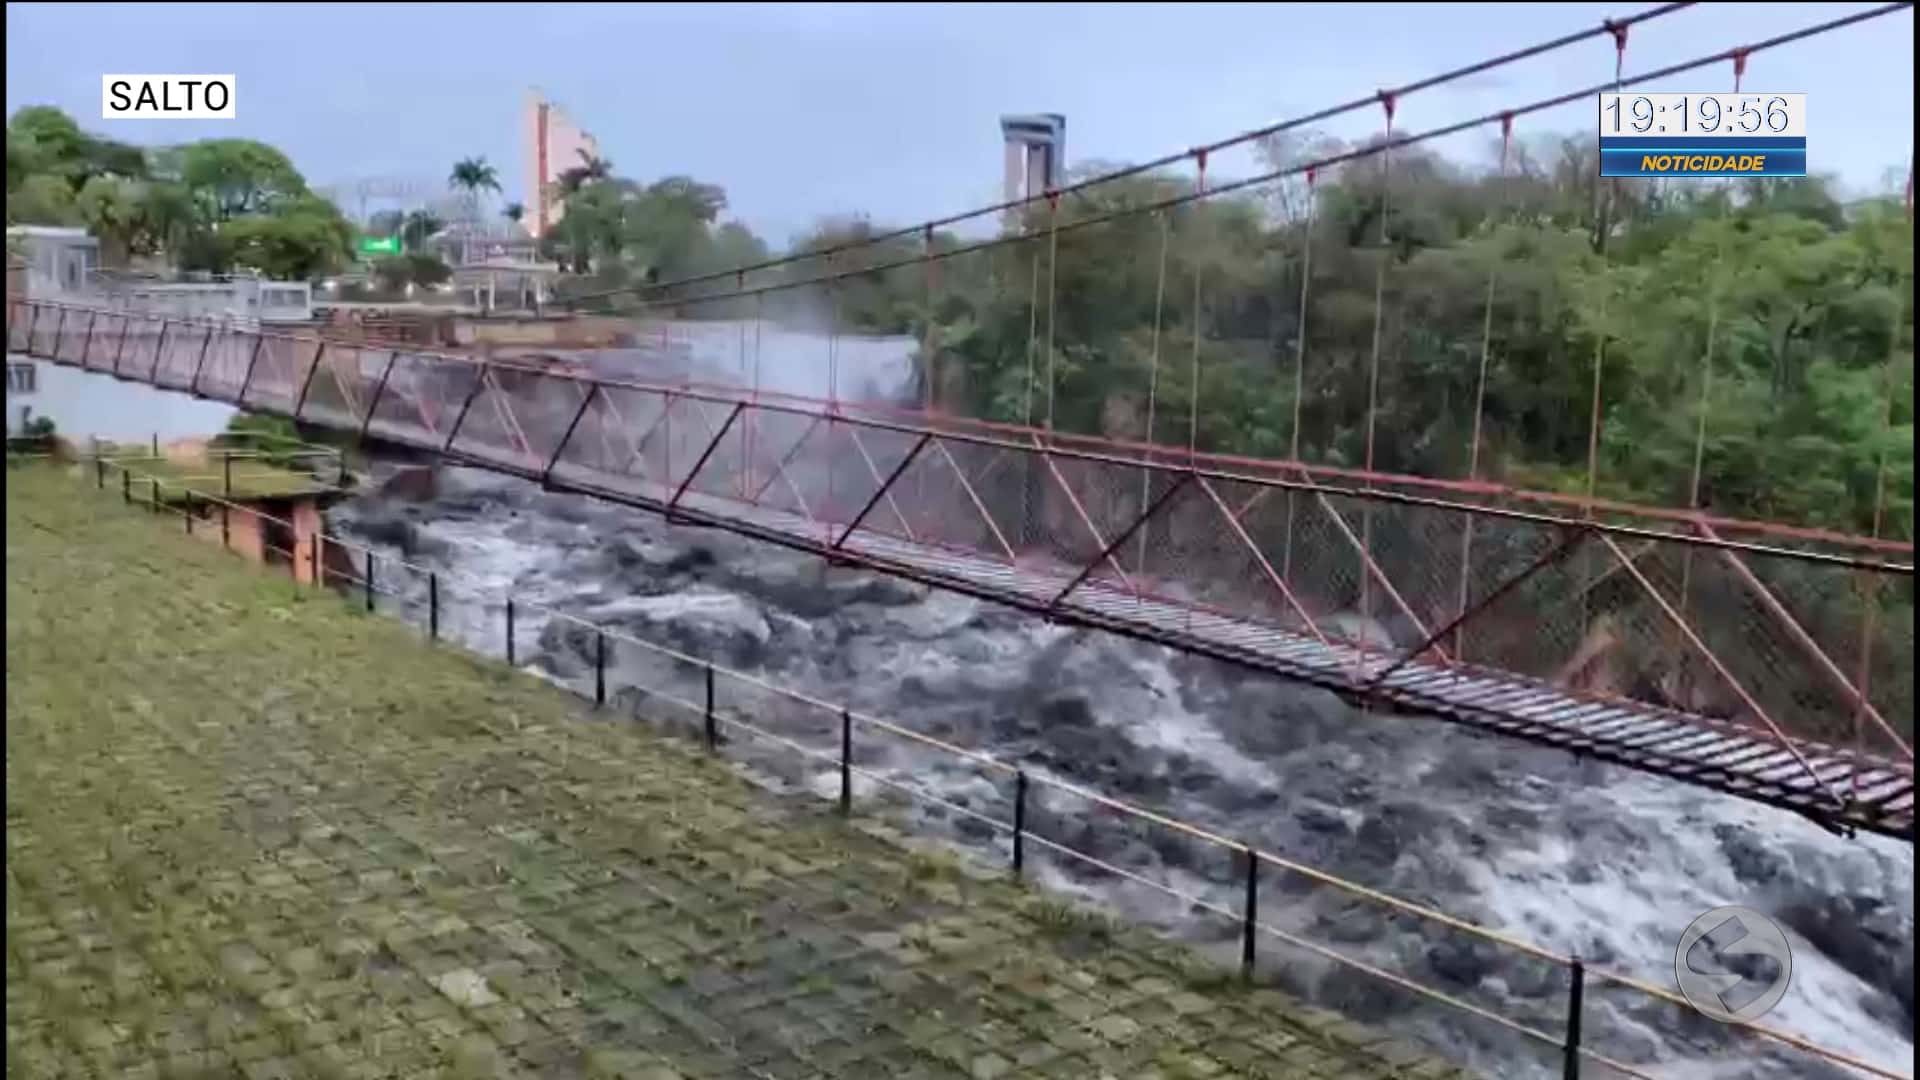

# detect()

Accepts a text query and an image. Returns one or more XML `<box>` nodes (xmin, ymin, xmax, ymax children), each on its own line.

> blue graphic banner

<box><xmin>1600</xmin><ymin>137</ymin><xmax>1807</xmax><ymax>178</ymax></box>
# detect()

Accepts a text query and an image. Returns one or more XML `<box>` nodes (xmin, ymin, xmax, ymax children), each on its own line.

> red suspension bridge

<box><xmin>8</xmin><ymin>2</ymin><xmax>1914</xmax><ymax>840</ymax></box>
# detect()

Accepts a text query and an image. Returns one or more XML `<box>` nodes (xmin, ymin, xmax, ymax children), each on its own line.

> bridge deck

<box><xmin>552</xmin><ymin>462</ymin><xmax>1914</xmax><ymax>839</ymax></box>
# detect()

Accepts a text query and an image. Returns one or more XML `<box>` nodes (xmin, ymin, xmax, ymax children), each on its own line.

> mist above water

<box><xmin>576</xmin><ymin>317</ymin><xmax>920</xmax><ymax>408</ymax></box>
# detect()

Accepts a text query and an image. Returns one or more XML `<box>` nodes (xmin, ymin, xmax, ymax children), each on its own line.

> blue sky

<box><xmin>7</xmin><ymin>2</ymin><xmax>1913</xmax><ymax>245</ymax></box>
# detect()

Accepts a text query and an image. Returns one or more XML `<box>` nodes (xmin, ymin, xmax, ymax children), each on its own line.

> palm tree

<box><xmin>555</xmin><ymin>150</ymin><xmax>612</xmax><ymax>197</ymax></box>
<box><xmin>449</xmin><ymin>157</ymin><xmax>501</xmax><ymax>205</ymax></box>
<box><xmin>502</xmin><ymin>202</ymin><xmax>524</xmax><ymax>224</ymax></box>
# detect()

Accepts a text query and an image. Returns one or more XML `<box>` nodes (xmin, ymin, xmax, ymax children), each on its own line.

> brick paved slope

<box><xmin>6</xmin><ymin>466</ymin><xmax>1470</xmax><ymax>1080</ymax></box>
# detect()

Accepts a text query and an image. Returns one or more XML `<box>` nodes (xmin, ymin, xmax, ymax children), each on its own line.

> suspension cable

<box><xmin>1022</xmin><ymin>243</ymin><xmax>1041</xmax><ymax>427</ymax></box>
<box><xmin>616</xmin><ymin>5</ymin><xmax>1914</xmax><ymax>324</ymax></box>
<box><xmin>922</xmin><ymin>225</ymin><xmax>938</xmax><ymax>412</ymax></box>
<box><xmin>1355</xmin><ymin>92</ymin><xmax>1398</xmax><ymax>677</ymax></box>
<box><xmin>1137</xmin><ymin>210</ymin><xmax>1172</xmax><ymax>576</ymax></box>
<box><xmin>1186</xmin><ymin>151</ymin><xmax>1209</xmax><ymax>462</ymax></box>
<box><xmin>1043</xmin><ymin>192</ymin><xmax>1062</xmax><ymax>433</ymax></box>
<box><xmin>1362</xmin><ymin>95</ymin><xmax>1396</xmax><ymax>485</ymax></box>
<box><xmin>1281</xmin><ymin>167</ymin><xmax>1318</xmax><ymax>585</ymax></box>
<box><xmin>1585</xmin><ymin>19</ymin><xmax>1631</xmax><ymax>516</ymax></box>
<box><xmin>1455</xmin><ymin>114</ymin><xmax>1515</xmax><ymax>656</ymax></box>
<box><xmin>558</xmin><ymin>3</ymin><xmax>1700</xmax><ymax>310</ymax></box>
<box><xmin>1687</xmin><ymin>51</ymin><xmax>1747</xmax><ymax>510</ymax></box>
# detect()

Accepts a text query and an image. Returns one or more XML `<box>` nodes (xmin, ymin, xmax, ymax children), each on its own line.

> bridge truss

<box><xmin>9</xmin><ymin>297</ymin><xmax>1913</xmax><ymax>838</ymax></box>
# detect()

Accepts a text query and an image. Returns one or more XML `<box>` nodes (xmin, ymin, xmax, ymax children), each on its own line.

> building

<box><xmin>1001</xmin><ymin>113</ymin><xmax>1067</xmax><ymax>218</ymax></box>
<box><xmin>96</xmin><ymin>275</ymin><xmax>313</xmax><ymax>326</ymax></box>
<box><xmin>524</xmin><ymin>89</ymin><xmax>602</xmax><ymax>240</ymax></box>
<box><xmin>7</xmin><ymin>226</ymin><xmax>99</xmax><ymax>297</ymax></box>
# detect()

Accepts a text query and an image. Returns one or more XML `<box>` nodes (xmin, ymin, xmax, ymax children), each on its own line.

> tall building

<box><xmin>524</xmin><ymin>90</ymin><xmax>602</xmax><ymax>240</ymax></box>
<box><xmin>1001</xmin><ymin>113</ymin><xmax>1067</xmax><ymax>218</ymax></box>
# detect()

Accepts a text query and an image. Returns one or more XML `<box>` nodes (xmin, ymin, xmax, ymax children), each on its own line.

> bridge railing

<box><xmin>40</xmin><ymin>449</ymin><xmax>1908</xmax><ymax>1080</ymax></box>
<box><xmin>9</xmin><ymin>297</ymin><xmax>1914</xmax><ymax>832</ymax></box>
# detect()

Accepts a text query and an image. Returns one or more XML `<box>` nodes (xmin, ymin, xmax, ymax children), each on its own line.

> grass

<box><xmin>101</xmin><ymin>454</ymin><xmax>337</xmax><ymax>501</ymax></box>
<box><xmin>6</xmin><ymin>464</ymin><xmax>1469</xmax><ymax>1079</ymax></box>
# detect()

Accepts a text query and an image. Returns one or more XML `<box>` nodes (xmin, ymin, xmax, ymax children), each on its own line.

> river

<box><xmin>318</xmin><ymin>321</ymin><xmax>1913</xmax><ymax>1079</ymax></box>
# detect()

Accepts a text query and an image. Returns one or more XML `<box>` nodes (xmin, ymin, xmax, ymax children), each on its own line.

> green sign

<box><xmin>358</xmin><ymin>235</ymin><xmax>401</xmax><ymax>255</ymax></box>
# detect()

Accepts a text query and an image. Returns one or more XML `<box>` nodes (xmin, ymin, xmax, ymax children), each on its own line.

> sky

<box><xmin>7</xmin><ymin>2</ymin><xmax>1914</xmax><ymax>246</ymax></box>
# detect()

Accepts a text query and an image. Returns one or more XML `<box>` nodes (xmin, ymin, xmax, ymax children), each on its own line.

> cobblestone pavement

<box><xmin>7</xmin><ymin>468</ymin><xmax>1470</xmax><ymax>1079</ymax></box>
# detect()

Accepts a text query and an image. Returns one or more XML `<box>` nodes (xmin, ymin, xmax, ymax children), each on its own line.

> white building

<box><xmin>1001</xmin><ymin>114</ymin><xmax>1067</xmax><ymax>212</ymax></box>
<box><xmin>524</xmin><ymin>89</ymin><xmax>602</xmax><ymax>240</ymax></box>
<box><xmin>7</xmin><ymin>226</ymin><xmax>99</xmax><ymax>297</ymax></box>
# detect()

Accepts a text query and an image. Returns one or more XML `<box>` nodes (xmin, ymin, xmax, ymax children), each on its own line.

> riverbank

<box><xmin>326</xmin><ymin>461</ymin><xmax>1915</xmax><ymax>1080</ymax></box>
<box><xmin>5</xmin><ymin>465</ymin><xmax>1458</xmax><ymax>1079</ymax></box>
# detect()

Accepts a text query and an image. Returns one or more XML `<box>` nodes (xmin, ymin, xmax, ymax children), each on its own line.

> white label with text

<box><xmin>101</xmin><ymin>75</ymin><xmax>236</xmax><ymax>119</ymax></box>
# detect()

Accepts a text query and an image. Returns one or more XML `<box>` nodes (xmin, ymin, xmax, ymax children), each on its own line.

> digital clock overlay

<box><xmin>1598</xmin><ymin>93</ymin><xmax>1806</xmax><ymax>178</ymax></box>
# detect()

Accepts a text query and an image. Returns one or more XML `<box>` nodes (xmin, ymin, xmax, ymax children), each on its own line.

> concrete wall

<box><xmin>189</xmin><ymin>500</ymin><xmax>267</xmax><ymax>564</ymax></box>
<box><xmin>186</xmin><ymin>495</ymin><xmax>329</xmax><ymax>585</ymax></box>
<box><xmin>2</xmin><ymin>361</ymin><xmax>235</xmax><ymax>442</ymax></box>
<box><xmin>451</xmin><ymin>315</ymin><xmax>622</xmax><ymax>348</ymax></box>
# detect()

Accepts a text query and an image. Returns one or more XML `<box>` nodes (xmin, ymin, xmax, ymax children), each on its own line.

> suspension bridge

<box><xmin>8</xmin><ymin>2</ymin><xmax>1914</xmax><ymax>841</ymax></box>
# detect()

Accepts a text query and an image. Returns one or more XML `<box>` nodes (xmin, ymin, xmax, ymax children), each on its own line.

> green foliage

<box><xmin>216</xmin><ymin>412</ymin><xmax>315</xmax><ymax>470</ymax></box>
<box><xmin>9</xmin><ymin>173</ymin><xmax>79</xmax><ymax>225</ymax></box>
<box><xmin>176</xmin><ymin>138</ymin><xmax>307</xmax><ymax>219</ymax></box>
<box><xmin>865</xmin><ymin>147</ymin><xmax>1916</xmax><ymax>542</ymax></box>
<box><xmin>6</xmin><ymin>107</ymin><xmax>351</xmax><ymax>282</ymax></box>
<box><xmin>400</xmin><ymin>209</ymin><xmax>443</xmax><ymax>251</ymax></box>
<box><xmin>219</xmin><ymin>198</ymin><xmax>355</xmax><ymax>280</ymax></box>
<box><xmin>369</xmin><ymin>253</ymin><xmax>453</xmax><ymax>294</ymax></box>
<box><xmin>541</xmin><ymin>169</ymin><xmax>743</xmax><ymax>286</ymax></box>
<box><xmin>448</xmin><ymin>156</ymin><xmax>501</xmax><ymax>195</ymax></box>
<box><xmin>74</xmin><ymin>175</ymin><xmax>142</xmax><ymax>263</ymax></box>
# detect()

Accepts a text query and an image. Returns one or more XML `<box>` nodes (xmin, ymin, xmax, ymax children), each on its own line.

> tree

<box><xmin>219</xmin><ymin>196</ymin><xmax>354</xmax><ymax>281</ymax></box>
<box><xmin>74</xmin><ymin>175</ymin><xmax>141</xmax><ymax>265</ymax></box>
<box><xmin>400</xmin><ymin>210</ymin><xmax>444</xmax><ymax>252</ymax></box>
<box><xmin>8</xmin><ymin>105</ymin><xmax>148</xmax><ymax>194</ymax></box>
<box><xmin>130</xmin><ymin>181</ymin><xmax>198</xmax><ymax>257</ymax></box>
<box><xmin>370</xmin><ymin>253</ymin><xmax>452</xmax><ymax>295</ymax></box>
<box><xmin>555</xmin><ymin>150</ymin><xmax>613</xmax><ymax>196</ymax></box>
<box><xmin>502</xmin><ymin>202</ymin><xmax>525</xmax><ymax>224</ymax></box>
<box><xmin>8</xmin><ymin>174</ymin><xmax>79</xmax><ymax>225</ymax></box>
<box><xmin>449</xmin><ymin>156</ymin><xmax>501</xmax><ymax>222</ymax></box>
<box><xmin>176</xmin><ymin>138</ymin><xmax>307</xmax><ymax>219</ymax></box>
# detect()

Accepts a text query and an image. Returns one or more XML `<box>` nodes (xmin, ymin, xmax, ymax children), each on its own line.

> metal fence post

<box><xmin>365</xmin><ymin>551</ymin><xmax>375</xmax><ymax>612</ymax></box>
<box><xmin>151</xmin><ymin>432</ymin><xmax>158</xmax><ymax>458</ymax></box>
<box><xmin>1012</xmin><ymin>770</ymin><xmax>1028</xmax><ymax>877</ymax></box>
<box><xmin>223</xmin><ymin>451</ymin><xmax>232</xmax><ymax>497</ymax></box>
<box><xmin>122</xmin><ymin>469</ymin><xmax>130</xmax><ymax>504</ymax></box>
<box><xmin>310</xmin><ymin>536</ymin><xmax>321</xmax><ymax>588</ymax></box>
<box><xmin>594</xmin><ymin>630</ymin><xmax>606</xmax><ymax>707</ymax></box>
<box><xmin>839</xmin><ymin>708</ymin><xmax>853</xmax><ymax>815</ymax></box>
<box><xmin>221</xmin><ymin>502</ymin><xmax>230</xmax><ymax>550</ymax></box>
<box><xmin>1564</xmin><ymin>956</ymin><xmax>1585</xmax><ymax>1080</ymax></box>
<box><xmin>428</xmin><ymin>572</ymin><xmax>439</xmax><ymax>641</ymax></box>
<box><xmin>1241</xmin><ymin>844</ymin><xmax>1259</xmax><ymax>980</ymax></box>
<box><xmin>184</xmin><ymin>496</ymin><xmax>193</xmax><ymax>535</ymax></box>
<box><xmin>95</xmin><ymin>457</ymin><xmax>104</xmax><ymax>489</ymax></box>
<box><xmin>504</xmin><ymin>597</ymin><xmax>515</xmax><ymax>665</ymax></box>
<box><xmin>149</xmin><ymin>478</ymin><xmax>159</xmax><ymax>514</ymax></box>
<box><xmin>703</xmin><ymin>664</ymin><xmax>717</xmax><ymax>750</ymax></box>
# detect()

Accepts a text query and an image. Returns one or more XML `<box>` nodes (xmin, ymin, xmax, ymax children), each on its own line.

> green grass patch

<box><xmin>5</xmin><ymin>464</ymin><xmax>1469</xmax><ymax>1080</ymax></box>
